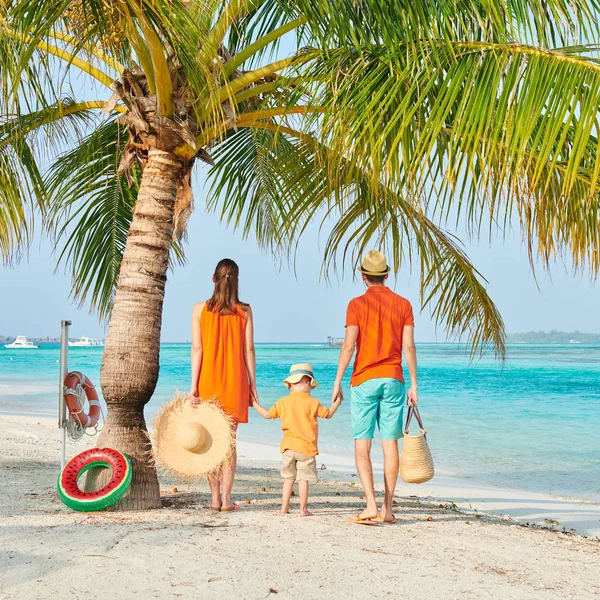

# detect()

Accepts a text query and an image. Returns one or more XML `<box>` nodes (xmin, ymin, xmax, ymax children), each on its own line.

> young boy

<box><xmin>252</xmin><ymin>363</ymin><xmax>341</xmax><ymax>516</ymax></box>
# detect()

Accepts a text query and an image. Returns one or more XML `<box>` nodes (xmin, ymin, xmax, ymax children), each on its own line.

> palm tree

<box><xmin>2</xmin><ymin>0</ymin><xmax>599</xmax><ymax>509</ymax></box>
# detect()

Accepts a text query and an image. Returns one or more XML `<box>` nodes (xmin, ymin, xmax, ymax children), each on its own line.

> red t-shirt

<box><xmin>345</xmin><ymin>286</ymin><xmax>414</xmax><ymax>386</ymax></box>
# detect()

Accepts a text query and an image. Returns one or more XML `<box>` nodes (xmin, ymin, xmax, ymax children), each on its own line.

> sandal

<box><xmin>348</xmin><ymin>514</ymin><xmax>379</xmax><ymax>526</ymax></box>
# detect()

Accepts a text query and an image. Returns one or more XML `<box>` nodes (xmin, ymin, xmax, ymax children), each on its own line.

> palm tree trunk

<box><xmin>88</xmin><ymin>149</ymin><xmax>183</xmax><ymax>510</ymax></box>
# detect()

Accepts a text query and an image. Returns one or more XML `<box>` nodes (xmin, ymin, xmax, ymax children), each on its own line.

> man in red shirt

<box><xmin>332</xmin><ymin>250</ymin><xmax>418</xmax><ymax>524</ymax></box>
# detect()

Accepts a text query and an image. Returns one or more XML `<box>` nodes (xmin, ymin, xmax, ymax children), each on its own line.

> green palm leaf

<box><xmin>208</xmin><ymin>125</ymin><xmax>505</xmax><ymax>355</ymax></box>
<box><xmin>0</xmin><ymin>98</ymin><xmax>98</xmax><ymax>263</ymax></box>
<box><xmin>46</xmin><ymin>119</ymin><xmax>185</xmax><ymax>319</ymax></box>
<box><xmin>45</xmin><ymin>119</ymin><xmax>135</xmax><ymax>319</ymax></box>
<box><xmin>301</xmin><ymin>41</ymin><xmax>600</xmax><ymax>277</ymax></box>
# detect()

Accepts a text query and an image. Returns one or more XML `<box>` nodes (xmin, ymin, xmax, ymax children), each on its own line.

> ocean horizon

<box><xmin>2</xmin><ymin>341</ymin><xmax>599</xmax><ymax>503</ymax></box>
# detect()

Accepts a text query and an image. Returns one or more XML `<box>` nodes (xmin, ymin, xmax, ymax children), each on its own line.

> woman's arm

<box><xmin>189</xmin><ymin>303</ymin><xmax>205</xmax><ymax>405</ymax></box>
<box><xmin>243</xmin><ymin>306</ymin><xmax>258</xmax><ymax>404</ymax></box>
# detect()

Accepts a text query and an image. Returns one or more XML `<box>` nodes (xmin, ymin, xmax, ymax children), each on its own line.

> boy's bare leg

<box><xmin>380</xmin><ymin>440</ymin><xmax>399</xmax><ymax>521</ymax></box>
<box><xmin>355</xmin><ymin>439</ymin><xmax>378</xmax><ymax>520</ymax></box>
<box><xmin>298</xmin><ymin>481</ymin><xmax>312</xmax><ymax>516</ymax></box>
<box><xmin>281</xmin><ymin>478</ymin><xmax>294</xmax><ymax>514</ymax></box>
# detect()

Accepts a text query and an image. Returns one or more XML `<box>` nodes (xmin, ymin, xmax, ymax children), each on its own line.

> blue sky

<box><xmin>1</xmin><ymin>197</ymin><xmax>598</xmax><ymax>342</ymax></box>
<box><xmin>1</xmin><ymin>33</ymin><xmax>598</xmax><ymax>343</ymax></box>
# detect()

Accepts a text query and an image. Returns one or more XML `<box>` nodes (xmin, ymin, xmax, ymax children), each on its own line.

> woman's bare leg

<box><xmin>221</xmin><ymin>426</ymin><xmax>238</xmax><ymax>510</ymax></box>
<box><xmin>208</xmin><ymin>475</ymin><xmax>222</xmax><ymax>510</ymax></box>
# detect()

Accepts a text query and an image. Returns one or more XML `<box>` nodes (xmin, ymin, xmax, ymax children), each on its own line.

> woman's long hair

<box><xmin>206</xmin><ymin>259</ymin><xmax>249</xmax><ymax>315</ymax></box>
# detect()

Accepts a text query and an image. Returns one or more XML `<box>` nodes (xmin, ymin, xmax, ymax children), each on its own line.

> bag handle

<box><xmin>404</xmin><ymin>406</ymin><xmax>426</xmax><ymax>435</ymax></box>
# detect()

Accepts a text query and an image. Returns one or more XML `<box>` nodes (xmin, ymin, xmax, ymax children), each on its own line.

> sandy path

<box><xmin>1</xmin><ymin>415</ymin><xmax>599</xmax><ymax>600</ymax></box>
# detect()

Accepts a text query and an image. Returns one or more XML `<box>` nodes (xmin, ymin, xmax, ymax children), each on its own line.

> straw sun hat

<box><xmin>283</xmin><ymin>363</ymin><xmax>320</xmax><ymax>389</ymax></box>
<box><xmin>153</xmin><ymin>393</ymin><xmax>235</xmax><ymax>479</ymax></box>
<box><xmin>358</xmin><ymin>249</ymin><xmax>391</xmax><ymax>277</ymax></box>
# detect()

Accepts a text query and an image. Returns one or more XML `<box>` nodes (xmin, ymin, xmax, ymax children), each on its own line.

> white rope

<box><xmin>65</xmin><ymin>384</ymin><xmax>85</xmax><ymax>442</ymax></box>
<box><xmin>63</xmin><ymin>376</ymin><xmax>105</xmax><ymax>440</ymax></box>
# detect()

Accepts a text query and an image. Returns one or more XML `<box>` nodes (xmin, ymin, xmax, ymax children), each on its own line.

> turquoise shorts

<box><xmin>351</xmin><ymin>378</ymin><xmax>406</xmax><ymax>440</ymax></box>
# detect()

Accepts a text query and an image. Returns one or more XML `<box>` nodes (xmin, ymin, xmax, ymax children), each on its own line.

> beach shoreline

<box><xmin>3</xmin><ymin>411</ymin><xmax>599</xmax><ymax>538</ymax></box>
<box><xmin>236</xmin><ymin>438</ymin><xmax>600</xmax><ymax>539</ymax></box>
<box><xmin>3</xmin><ymin>341</ymin><xmax>600</xmax><ymax>506</ymax></box>
<box><xmin>1</xmin><ymin>413</ymin><xmax>599</xmax><ymax>600</ymax></box>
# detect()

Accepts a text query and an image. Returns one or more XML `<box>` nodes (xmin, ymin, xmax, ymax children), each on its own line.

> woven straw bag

<box><xmin>400</xmin><ymin>406</ymin><xmax>434</xmax><ymax>483</ymax></box>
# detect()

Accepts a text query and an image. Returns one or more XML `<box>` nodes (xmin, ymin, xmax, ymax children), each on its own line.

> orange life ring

<box><xmin>63</xmin><ymin>372</ymin><xmax>100</xmax><ymax>428</ymax></box>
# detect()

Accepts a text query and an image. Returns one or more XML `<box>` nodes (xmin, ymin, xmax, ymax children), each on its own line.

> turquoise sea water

<box><xmin>1</xmin><ymin>343</ymin><xmax>599</xmax><ymax>501</ymax></box>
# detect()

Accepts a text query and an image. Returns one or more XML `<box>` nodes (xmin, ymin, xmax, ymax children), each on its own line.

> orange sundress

<box><xmin>198</xmin><ymin>304</ymin><xmax>250</xmax><ymax>424</ymax></box>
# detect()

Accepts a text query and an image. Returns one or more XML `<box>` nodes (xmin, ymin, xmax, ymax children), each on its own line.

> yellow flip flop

<box><xmin>348</xmin><ymin>514</ymin><xmax>379</xmax><ymax>526</ymax></box>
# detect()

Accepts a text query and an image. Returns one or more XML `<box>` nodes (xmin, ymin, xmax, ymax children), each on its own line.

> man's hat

<box><xmin>358</xmin><ymin>249</ymin><xmax>391</xmax><ymax>276</ymax></box>
<box><xmin>283</xmin><ymin>363</ymin><xmax>320</xmax><ymax>389</ymax></box>
<box><xmin>153</xmin><ymin>393</ymin><xmax>235</xmax><ymax>479</ymax></box>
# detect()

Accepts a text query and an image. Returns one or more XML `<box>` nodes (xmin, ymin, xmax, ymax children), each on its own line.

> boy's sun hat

<box><xmin>358</xmin><ymin>249</ymin><xmax>391</xmax><ymax>276</ymax></box>
<box><xmin>283</xmin><ymin>363</ymin><xmax>320</xmax><ymax>389</ymax></box>
<box><xmin>152</xmin><ymin>392</ymin><xmax>236</xmax><ymax>479</ymax></box>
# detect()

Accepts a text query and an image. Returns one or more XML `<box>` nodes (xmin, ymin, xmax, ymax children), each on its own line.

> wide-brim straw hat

<box><xmin>153</xmin><ymin>393</ymin><xmax>235</xmax><ymax>480</ymax></box>
<box><xmin>283</xmin><ymin>363</ymin><xmax>320</xmax><ymax>389</ymax></box>
<box><xmin>358</xmin><ymin>249</ymin><xmax>391</xmax><ymax>276</ymax></box>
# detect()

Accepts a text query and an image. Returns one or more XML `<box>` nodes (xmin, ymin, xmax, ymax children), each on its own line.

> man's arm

<box><xmin>332</xmin><ymin>325</ymin><xmax>359</xmax><ymax>402</ymax></box>
<box><xmin>403</xmin><ymin>325</ymin><xmax>418</xmax><ymax>406</ymax></box>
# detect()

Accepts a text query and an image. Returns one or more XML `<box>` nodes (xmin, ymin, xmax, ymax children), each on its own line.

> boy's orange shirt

<box><xmin>268</xmin><ymin>392</ymin><xmax>330</xmax><ymax>457</ymax></box>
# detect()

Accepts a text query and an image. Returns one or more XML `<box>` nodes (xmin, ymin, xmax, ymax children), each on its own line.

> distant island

<box><xmin>507</xmin><ymin>330</ymin><xmax>600</xmax><ymax>344</ymax></box>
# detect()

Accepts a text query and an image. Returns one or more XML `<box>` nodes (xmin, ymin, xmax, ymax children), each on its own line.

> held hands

<box><xmin>188</xmin><ymin>390</ymin><xmax>200</xmax><ymax>408</ymax></box>
<box><xmin>249</xmin><ymin>387</ymin><xmax>259</xmax><ymax>407</ymax></box>
<box><xmin>407</xmin><ymin>385</ymin><xmax>418</xmax><ymax>407</ymax></box>
<box><xmin>331</xmin><ymin>381</ymin><xmax>344</xmax><ymax>404</ymax></box>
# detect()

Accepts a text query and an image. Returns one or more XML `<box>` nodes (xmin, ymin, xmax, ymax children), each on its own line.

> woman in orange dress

<box><xmin>189</xmin><ymin>258</ymin><xmax>258</xmax><ymax>511</ymax></box>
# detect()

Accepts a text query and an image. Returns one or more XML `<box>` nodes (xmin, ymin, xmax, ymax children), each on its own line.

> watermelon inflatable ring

<box><xmin>57</xmin><ymin>448</ymin><xmax>132</xmax><ymax>511</ymax></box>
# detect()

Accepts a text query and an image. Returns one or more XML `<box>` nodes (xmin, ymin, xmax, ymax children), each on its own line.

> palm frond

<box><xmin>0</xmin><ymin>137</ymin><xmax>43</xmax><ymax>263</ymax></box>
<box><xmin>0</xmin><ymin>98</ymin><xmax>100</xmax><ymax>263</ymax></box>
<box><xmin>302</xmin><ymin>41</ymin><xmax>600</xmax><ymax>277</ymax></box>
<box><xmin>227</xmin><ymin>0</ymin><xmax>302</xmax><ymax>68</ymax></box>
<box><xmin>206</xmin><ymin>126</ymin><xmax>301</xmax><ymax>253</ymax></box>
<box><xmin>46</xmin><ymin>119</ymin><xmax>134</xmax><ymax>319</ymax></box>
<box><xmin>46</xmin><ymin>119</ymin><xmax>185</xmax><ymax>319</ymax></box>
<box><xmin>287</xmin><ymin>0</ymin><xmax>600</xmax><ymax>53</ymax></box>
<box><xmin>208</xmin><ymin>125</ymin><xmax>505</xmax><ymax>356</ymax></box>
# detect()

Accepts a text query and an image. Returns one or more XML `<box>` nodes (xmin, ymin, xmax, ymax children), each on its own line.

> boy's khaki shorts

<box><xmin>281</xmin><ymin>450</ymin><xmax>318</xmax><ymax>483</ymax></box>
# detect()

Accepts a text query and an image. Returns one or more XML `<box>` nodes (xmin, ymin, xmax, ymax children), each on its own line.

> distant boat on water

<box><xmin>4</xmin><ymin>335</ymin><xmax>39</xmax><ymax>349</ymax></box>
<box><xmin>68</xmin><ymin>336</ymin><xmax>104</xmax><ymax>347</ymax></box>
<box><xmin>327</xmin><ymin>336</ymin><xmax>343</xmax><ymax>347</ymax></box>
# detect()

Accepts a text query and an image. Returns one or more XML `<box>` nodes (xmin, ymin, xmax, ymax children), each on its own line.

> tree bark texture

<box><xmin>90</xmin><ymin>149</ymin><xmax>183</xmax><ymax>510</ymax></box>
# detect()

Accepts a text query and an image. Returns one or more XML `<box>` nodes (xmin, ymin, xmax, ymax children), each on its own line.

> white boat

<box><xmin>4</xmin><ymin>335</ymin><xmax>39</xmax><ymax>349</ymax></box>
<box><xmin>68</xmin><ymin>336</ymin><xmax>105</xmax><ymax>347</ymax></box>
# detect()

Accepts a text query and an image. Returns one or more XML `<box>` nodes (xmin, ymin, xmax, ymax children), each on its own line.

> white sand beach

<box><xmin>1</xmin><ymin>413</ymin><xmax>599</xmax><ymax>600</ymax></box>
